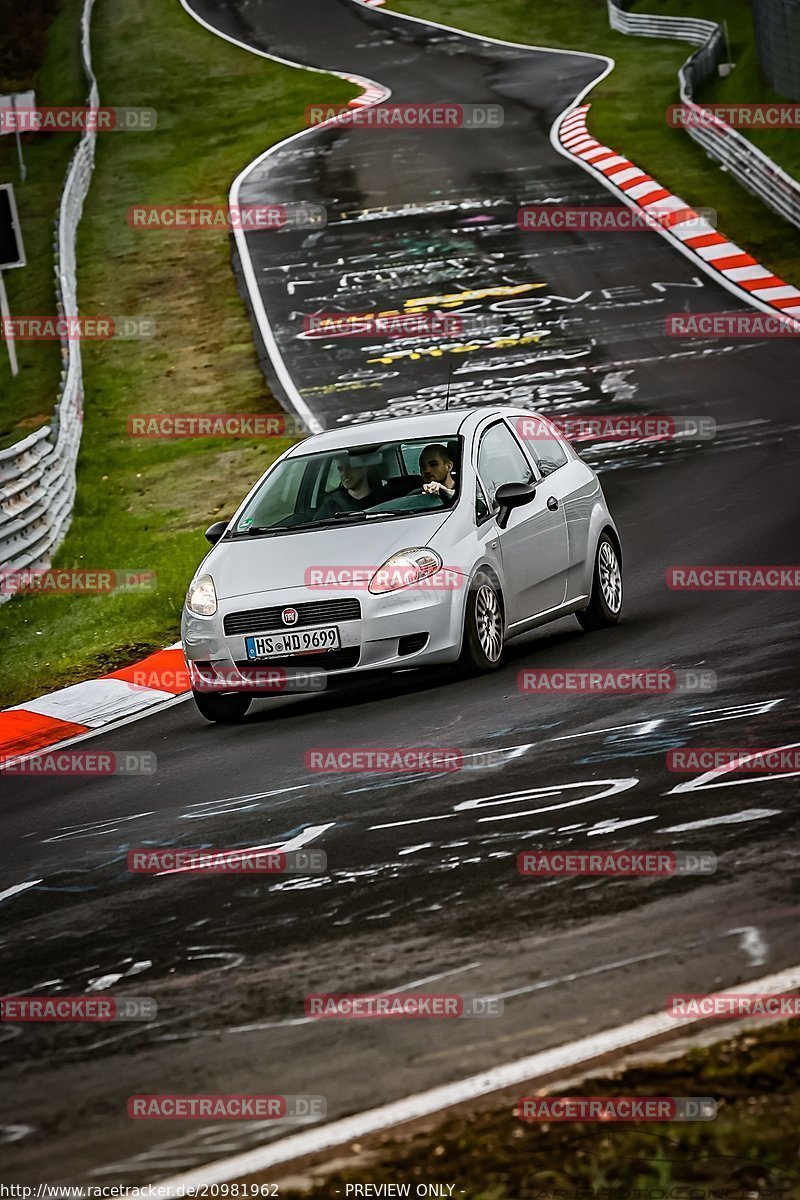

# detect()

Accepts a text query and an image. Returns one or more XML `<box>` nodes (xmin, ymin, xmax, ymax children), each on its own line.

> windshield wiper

<box><xmin>241</xmin><ymin>509</ymin><xmax>433</xmax><ymax>536</ymax></box>
<box><xmin>243</xmin><ymin>512</ymin><xmax>368</xmax><ymax>535</ymax></box>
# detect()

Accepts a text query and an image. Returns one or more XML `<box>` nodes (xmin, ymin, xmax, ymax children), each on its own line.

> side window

<box><xmin>525</xmin><ymin>432</ymin><xmax>568</xmax><ymax>477</ymax></box>
<box><xmin>475</xmin><ymin>479</ymin><xmax>491</xmax><ymax>524</ymax></box>
<box><xmin>239</xmin><ymin>457</ymin><xmax>309</xmax><ymax>529</ymax></box>
<box><xmin>476</xmin><ymin>422</ymin><xmax>534</xmax><ymax>508</ymax></box>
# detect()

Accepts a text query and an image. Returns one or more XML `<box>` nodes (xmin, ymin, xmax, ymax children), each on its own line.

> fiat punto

<box><xmin>182</xmin><ymin>407</ymin><xmax>623</xmax><ymax>722</ymax></box>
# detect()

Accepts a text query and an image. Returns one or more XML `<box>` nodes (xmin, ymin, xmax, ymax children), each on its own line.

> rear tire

<box><xmin>457</xmin><ymin>571</ymin><xmax>505</xmax><ymax>672</ymax></box>
<box><xmin>576</xmin><ymin>533</ymin><xmax>623</xmax><ymax>631</ymax></box>
<box><xmin>192</xmin><ymin>690</ymin><xmax>252</xmax><ymax>724</ymax></box>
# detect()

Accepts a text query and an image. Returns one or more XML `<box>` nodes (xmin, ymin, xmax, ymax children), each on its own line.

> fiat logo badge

<box><xmin>282</xmin><ymin>607</ymin><xmax>299</xmax><ymax>626</ymax></box>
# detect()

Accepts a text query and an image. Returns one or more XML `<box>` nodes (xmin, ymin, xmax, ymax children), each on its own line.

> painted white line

<box><xmin>155</xmin><ymin>823</ymin><xmax>335</xmax><ymax>876</ymax></box>
<box><xmin>351</xmin><ymin>0</ymin><xmax>612</xmax><ymax>66</ymax></box>
<box><xmin>0</xmin><ymin>880</ymin><xmax>42</xmax><ymax>904</ymax></box>
<box><xmin>156</xmin><ymin>964</ymin><xmax>800</xmax><ymax>1189</ymax></box>
<box><xmin>662</xmin><ymin>808</ymin><xmax>781</xmax><ymax>833</ymax></box>
<box><xmin>668</xmin><ymin>738</ymin><xmax>800</xmax><ymax>792</ymax></box>
<box><xmin>494</xmin><ymin>948</ymin><xmax>670</xmax><ymax>1001</ymax></box>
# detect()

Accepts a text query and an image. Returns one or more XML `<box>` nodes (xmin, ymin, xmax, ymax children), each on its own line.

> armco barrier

<box><xmin>607</xmin><ymin>0</ymin><xmax>800</xmax><ymax>230</ymax></box>
<box><xmin>0</xmin><ymin>0</ymin><xmax>98</xmax><ymax>597</ymax></box>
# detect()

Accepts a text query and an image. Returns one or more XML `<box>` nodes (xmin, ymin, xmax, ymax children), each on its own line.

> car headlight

<box><xmin>186</xmin><ymin>573</ymin><xmax>218</xmax><ymax>616</ymax></box>
<box><xmin>369</xmin><ymin>548</ymin><xmax>443</xmax><ymax>595</ymax></box>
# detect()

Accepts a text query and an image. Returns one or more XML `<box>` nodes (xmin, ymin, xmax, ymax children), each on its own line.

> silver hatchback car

<box><xmin>182</xmin><ymin>407</ymin><xmax>623</xmax><ymax>722</ymax></box>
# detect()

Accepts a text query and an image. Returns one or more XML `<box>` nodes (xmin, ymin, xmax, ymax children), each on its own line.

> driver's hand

<box><xmin>422</xmin><ymin>481</ymin><xmax>440</xmax><ymax>495</ymax></box>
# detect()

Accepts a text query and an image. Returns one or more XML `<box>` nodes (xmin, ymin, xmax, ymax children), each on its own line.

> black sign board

<box><xmin>0</xmin><ymin>184</ymin><xmax>25</xmax><ymax>269</ymax></box>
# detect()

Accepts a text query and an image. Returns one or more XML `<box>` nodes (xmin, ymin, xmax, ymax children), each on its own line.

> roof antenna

<box><xmin>444</xmin><ymin>361</ymin><xmax>454</xmax><ymax>411</ymax></box>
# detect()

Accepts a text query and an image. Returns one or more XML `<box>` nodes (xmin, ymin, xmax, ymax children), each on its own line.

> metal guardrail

<box><xmin>0</xmin><ymin>0</ymin><xmax>97</xmax><ymax>595</ymax></box>
<box><xmin>607</xmin><ymin>0</ymin><xmax>800</xmax><ymax>230</ymax></box>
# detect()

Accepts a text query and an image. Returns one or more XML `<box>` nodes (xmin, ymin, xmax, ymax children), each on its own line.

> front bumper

<box><xmin>181</xmin><ymin>578</ymin><xmax>468</xmax><ymax>692</ymax></box>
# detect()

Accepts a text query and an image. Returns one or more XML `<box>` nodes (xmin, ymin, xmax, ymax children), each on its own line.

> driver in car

<box><xmin>315</xmin><ymin>452</ymin><xmax>382</xmax><ymax>519</ymax></box>
<box><xmin>419</xmin><ymin>444</ymin><xmax>457</xmax><ymax>504</ymax></box>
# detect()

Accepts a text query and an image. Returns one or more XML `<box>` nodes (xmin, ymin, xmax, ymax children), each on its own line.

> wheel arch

<box><xmin>599</xmin><ymin>523</ymin><xmax>622</xmax><ymax>567</ymax></box>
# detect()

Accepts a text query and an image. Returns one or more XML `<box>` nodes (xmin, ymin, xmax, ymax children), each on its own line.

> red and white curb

<box><xmin>0</xmin><ymin>643</ymin><xmax>189</xmax><ymax>764</ymax></box>
<box><xmin>555</xmin><ymin>104</ymin><xmax>800</xmax><ymax>322</ymax></box>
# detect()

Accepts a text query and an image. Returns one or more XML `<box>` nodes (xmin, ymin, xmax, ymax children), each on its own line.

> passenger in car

<box><xmin>419</xmin><ymin>444</ymin><xmax>457</xmax><ymax>504</ymax></box>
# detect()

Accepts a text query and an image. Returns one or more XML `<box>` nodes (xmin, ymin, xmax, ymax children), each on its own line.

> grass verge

<box><xmin>0</xmin><ymin>0</ymin><xmax>87</xmax><ymax>447</ymax></box>
<box><xmin>386</xmin><ymin>0</ymin><xmax>800</xmax><ymax>283</ymax></box>
<box><xmin>274</xmin><ymin>1020</ymin><xmax>800</xmax><ymax>1198</ymax></box>
<box><xmin>0</xmin><ymin>0</ymin><xmax>354</xmax><ymax>709</ymax></box>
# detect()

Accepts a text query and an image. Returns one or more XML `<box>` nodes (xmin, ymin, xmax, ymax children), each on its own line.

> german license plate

<box><xmin>245</xmin><ymin>625</ymin><xmax>341</xmax><ymax>659</ymax></box>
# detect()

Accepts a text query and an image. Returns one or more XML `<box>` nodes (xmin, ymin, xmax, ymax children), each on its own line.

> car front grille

<box><xmin>224</xmin><ymin>597</ymin><xmax>362</xmax><ymax>636</ymax></box>
<box><xmin>234</xmin><ymin>647</ymin><xmax>360</xmax><ymax>672</ymax></box>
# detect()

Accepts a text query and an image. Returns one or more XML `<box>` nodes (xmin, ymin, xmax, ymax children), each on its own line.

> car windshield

<box><xmin>231</xmin><ymin>436</ymin><xmax>463</xmax><ymax>535</ymax></box>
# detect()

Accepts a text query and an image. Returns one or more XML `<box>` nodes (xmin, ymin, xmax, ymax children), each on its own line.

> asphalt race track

<box><xmin>2</xmin><ymin>0</ymin><xmax>800</xmax><ymax>1184</ymax></box>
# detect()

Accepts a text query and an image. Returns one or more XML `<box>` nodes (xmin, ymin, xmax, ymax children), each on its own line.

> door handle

<box><xmin>546</xmin><ymin>496</ymin><xmax>559</xmax><ymax>511</ymax></box>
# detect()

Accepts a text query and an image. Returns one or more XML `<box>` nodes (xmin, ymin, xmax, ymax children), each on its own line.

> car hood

<box><xmin>205</xmin><ymin>511</ymin><xmax>452</xmax><ymax>600</ymax></box>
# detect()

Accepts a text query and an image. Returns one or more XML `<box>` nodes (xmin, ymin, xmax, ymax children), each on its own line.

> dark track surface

<box><xmin>1</xmin><ymin>0</ymin><xmax>799</xmax><ymax>1185</ymax></box>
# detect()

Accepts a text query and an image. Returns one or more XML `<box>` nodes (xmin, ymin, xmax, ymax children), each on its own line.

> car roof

<box><xmin>286</xmin><ymin>407</ymin><xmax>536</xmax><ymax>455</ymax></box>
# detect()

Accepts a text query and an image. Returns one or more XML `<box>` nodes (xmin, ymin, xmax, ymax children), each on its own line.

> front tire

<box><xmin>457</xmin><ymin>571</ymin><xmax>505</xmax><ymax>672</ymax></box>
<box><xmin>576</xmin><ymin>533</ymin><xmax>623</xmax><ymax>631</ymax></box>
<box><xmin>192</xmin><ymin>689</ymin><xmax>252</xmax><ymax>724</ymax></box>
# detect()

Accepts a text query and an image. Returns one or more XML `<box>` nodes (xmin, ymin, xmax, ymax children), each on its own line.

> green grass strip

<box><xmin>0</xmin><ymin>0</ymin><xmax>354</xmax><ymax>708</ymax></box>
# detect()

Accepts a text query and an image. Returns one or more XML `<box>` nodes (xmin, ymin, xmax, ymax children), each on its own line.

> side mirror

<box><xmin>204</xmin><ymin>519</ymin><xmax>229</xmax><ymax>545</ymax></box>
<box><xmin>494</xmin><ymin>481</ymin><xmax>537</xmax><ymax>530</ymax></box>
